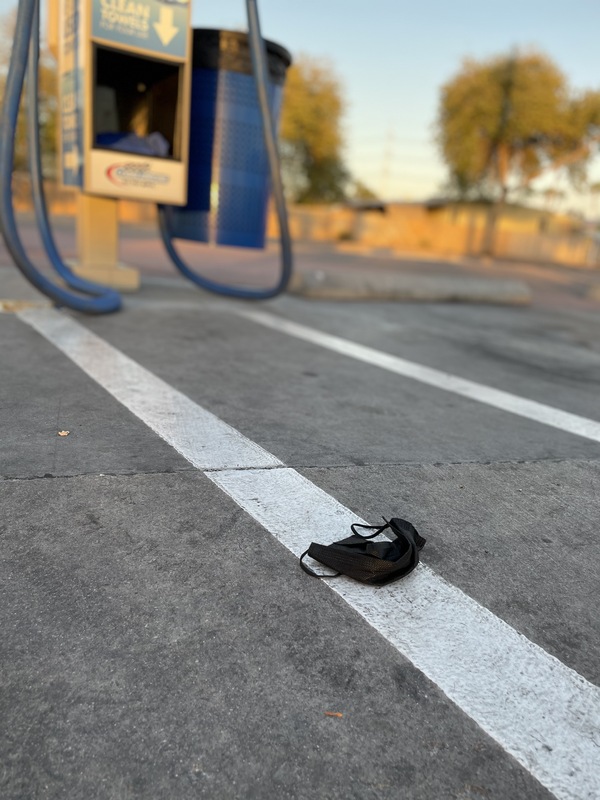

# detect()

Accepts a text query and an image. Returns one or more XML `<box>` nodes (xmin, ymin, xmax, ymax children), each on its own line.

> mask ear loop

<box><xmin>350</xmin><ymin>518</ymin><xmax>391</xmax><ymax>539</ymax></box>
<box><xmin>299</xmin><ymin>549</ymin><xmax>341</xmax><ymax>579</ymax></box>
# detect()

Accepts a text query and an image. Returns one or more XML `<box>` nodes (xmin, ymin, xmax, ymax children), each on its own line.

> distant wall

<box><xmin>12</xmin><ymin>174</ymin><xmax>599</xmax><ymax>268</ymax></box>
<box><xmin>268</xmin><ymin>202</ymin><xmax>600</xmax><ymax>268</ymax></box>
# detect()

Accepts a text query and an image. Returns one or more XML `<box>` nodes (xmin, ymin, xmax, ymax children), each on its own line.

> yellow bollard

<box><xmin>70</xmin><ymin>194</ymin><xmax>140</xmax><ymax>292</ymax></box>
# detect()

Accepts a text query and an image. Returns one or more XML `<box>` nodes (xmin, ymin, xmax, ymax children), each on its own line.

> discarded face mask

<box><xmin>300</xmin><ymin>517</ymin><xmax>426</xmax><ymax>586</ymax></box>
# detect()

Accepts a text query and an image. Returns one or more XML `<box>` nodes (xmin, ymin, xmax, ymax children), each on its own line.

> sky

<box><xmin>2</xmin><ymin>0</ymin><xmax>600</xmax><ymax>213</ymax></box>
<box><xmin>194</xmin><ymin>0</ymin><xmax>600</xmax><ymax>213</ymax></box>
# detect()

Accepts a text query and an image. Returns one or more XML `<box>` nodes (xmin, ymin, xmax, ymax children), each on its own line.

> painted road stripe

<box><xmin>235</xmin><ymin>308</ymin><xmax>600</xmax><ymax>445</ymax></box>
<box><xmin>19</xmin><ymin>307</ymin><xmax>281</xmax><ymax>471</ymax></box>
<box><xmin>18</xmin><ymin>307</ymin><xmax>600</xmax><ymax>800</ymax></box>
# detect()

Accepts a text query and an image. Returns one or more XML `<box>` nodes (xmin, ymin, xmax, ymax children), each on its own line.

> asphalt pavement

<box><xmin>1</xmin><ymin>214</ymin><xmax>600</xmax><ymax>800</ymax></box>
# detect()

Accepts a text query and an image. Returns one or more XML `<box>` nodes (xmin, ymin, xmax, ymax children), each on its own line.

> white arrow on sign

<box><xmin>153</xmin><ymin>6</ymin><xmax>178</xmax><ymax>47</ymax></box>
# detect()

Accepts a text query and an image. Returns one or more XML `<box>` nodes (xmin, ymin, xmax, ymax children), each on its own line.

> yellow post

<box><xmin>71</xmin><ymin>194</ymin><xmax>140</xmax><ymax>291</ymax></box>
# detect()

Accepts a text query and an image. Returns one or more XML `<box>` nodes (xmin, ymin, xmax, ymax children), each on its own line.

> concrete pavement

<box><xmin>1</xmin><ymin>217</ymin><xmax>600</xmax><ymax>800</ymax></box>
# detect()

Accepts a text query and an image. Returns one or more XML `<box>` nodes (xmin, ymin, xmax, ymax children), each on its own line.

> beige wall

<box><xmin>268</xmin><ymin>202</ymin><xmax>599</xmax><ymax>268</ymax></box>
<box><xmin>13</xmin><ymin>174</ymin><xmax>599</xmax><ymax>269</ymax></box>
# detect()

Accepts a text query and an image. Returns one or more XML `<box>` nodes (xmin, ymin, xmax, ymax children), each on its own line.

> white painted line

<box><xmin>235</xmin><ymin>308</ymin><xmax>600</xmax><ymax>445</ymax></box>
<box><xmin>211</xmin><ymin>467</ymin><xmax>600</xmax><ymax>800</ymax></box>
<box><xmin>18</xmin><ymin>308</ymin><xmax>600</xmax><ymax>800</ymax></box>
<box><xmin>18</xmin><ymin>307</ymin><xmax>281</xmax><ymax>471</ymax></box>
<box><xmin>0</xmin><ymin>299</ymin><xmax>51</xmax><ymax>313</ymax></box>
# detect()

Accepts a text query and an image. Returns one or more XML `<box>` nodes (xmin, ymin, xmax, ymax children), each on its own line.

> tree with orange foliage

<box><xmin>0</xmin><ymin>7</ymin><xmax>58</xmax><ymax>175</ymax></box>
<box><xmin>280</xmin><ymin>55</ymin><xmax>349</xmax><ymax>203</ymax></box>
<box><xmin>437</xmin><ymin>50</ymin><xmax>600</xmax><ymax>251</ymax></box>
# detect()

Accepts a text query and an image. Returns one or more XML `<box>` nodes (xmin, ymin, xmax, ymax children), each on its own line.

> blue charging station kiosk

<box><xmin>58</xmin><ymin>0</ymin><xmax>193</xmax><ymax>205</ymax></box>
<box><xmin>163</xmin><ymin>29</ymin><xmax>290</xmax><ymax>250</ymax></box>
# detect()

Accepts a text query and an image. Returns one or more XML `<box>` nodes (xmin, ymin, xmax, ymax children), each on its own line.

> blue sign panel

<box><xmin>60</xmin><ymin>0</ymin><xmax>83</xmax><ymax>187</ymax></box>
<box><xmin>61</xmin><ymin>71</ymin><xmax>84</xmax><ymax>186</ymax></box>
<box><xmin>92</xmin><ymin>0</ymin><xmax>189</xmax><ymax>59</ymax></box>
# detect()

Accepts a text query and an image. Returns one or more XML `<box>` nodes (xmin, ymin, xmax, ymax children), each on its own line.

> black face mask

<box><xmin>300</xmin><ymin>518</ymin><xmax>426</xmax><ymax>586</ymax></box>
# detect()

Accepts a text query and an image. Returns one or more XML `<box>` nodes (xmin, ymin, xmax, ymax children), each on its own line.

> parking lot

<box><xmin>1</xmin><ymin>220</ymin><xmax>600</xmax><ymax>799</ymax></box>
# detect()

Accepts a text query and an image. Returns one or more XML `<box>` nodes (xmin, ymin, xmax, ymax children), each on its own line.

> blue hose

<box><xmin>0</xmin><ymin>0</ymin><xmax>121</xmax><ymax>313</ymax></box>
<box><xmin>26</xmin><ymin>0</ymin><xmax>122</xmax><ymax>302</ymax></box>
<box><xmin>158</xmin><ymin>0</ymin><xmax>293</xmax><ymax>300</ymax></box>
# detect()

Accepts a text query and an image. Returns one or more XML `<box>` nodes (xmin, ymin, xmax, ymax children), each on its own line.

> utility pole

<box><xmin>379</xmin><ymin>124</ymin><xmax>394</xmax><ymax>200</ymax></box>
<box><xmin>482</xmin><ymin>50</ymin><xmax>518</xmax><ymax>258</ymax></box>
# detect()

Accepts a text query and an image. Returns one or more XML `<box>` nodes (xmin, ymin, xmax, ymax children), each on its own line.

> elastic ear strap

<box><xmin>299</xmin><ymin>549</ymin><xmax>341</xmax><ymax>579</ymax></box>
<box><xmin>350</xmin><ymin>522</ymin><xmax>387</xmax><ymax>539</ymax></box>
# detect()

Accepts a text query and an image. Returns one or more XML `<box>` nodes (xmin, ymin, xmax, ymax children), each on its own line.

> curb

<box><xmin>585</xmin><ymin>285</ymin><xmax>600</xmax><ymax>301</ymax></box>
<box><xmin>290</xmin><ymin>270</ymin><xmax>532</xmax><ymax>305</ymax></box>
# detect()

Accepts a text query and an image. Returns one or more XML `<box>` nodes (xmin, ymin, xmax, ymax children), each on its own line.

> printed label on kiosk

<box><xmin>92</xmin><ymin>0</ymin><xmax>189</xmax><ymax>59</ymax></box>
<box><xmin>59</xmin><ymin>0</ymin><xmax>85</xmax><ymax>187</ymax></box>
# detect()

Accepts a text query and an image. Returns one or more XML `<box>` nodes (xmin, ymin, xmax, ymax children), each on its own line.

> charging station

<box><xmin>1</xmin><ymin>0</ymin><xmax>293</xmax><ymax>311</ymax></box>
<box><xmin>59</xmin><ymin>0</ymin><xmax>192</xmax><ymax>205</ymax></box>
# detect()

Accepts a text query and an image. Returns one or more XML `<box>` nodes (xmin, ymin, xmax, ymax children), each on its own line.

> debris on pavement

<box><xmin>300</xmin><ymin>517</ymin><xmax>426</xmax><ymax>585</ymax></box>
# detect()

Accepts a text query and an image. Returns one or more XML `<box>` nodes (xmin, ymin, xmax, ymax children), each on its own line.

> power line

<box><xmin>348</xmin><ymin>150</ymin><xmax>441</xmax><ymax>164</ymax></box>
<box><xmin>351</xmin><ymin>135</ymin><xmax>433</xmax><ymax>145</ymax></box>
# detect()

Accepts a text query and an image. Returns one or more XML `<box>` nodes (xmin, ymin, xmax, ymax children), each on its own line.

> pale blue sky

<box><xmin>3</xmin><ymin>0</ymin><xmax>600</xmax><ymax>209</ymax></box>
<box><xmin>197</xmin><ymin>0</ymin><xmax>600</xmax><ymax>209</ymax></box>
<box><xmin>193</xmin><ymin>0</ymin><xmax>600</xmax><ymax>208</ymax></box>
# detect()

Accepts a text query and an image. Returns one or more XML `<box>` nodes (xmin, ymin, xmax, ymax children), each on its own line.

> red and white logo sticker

<box><xmin>106</xmin><ymin>163</ymin><xmax>170</xmax><ymax>188</ymax></box>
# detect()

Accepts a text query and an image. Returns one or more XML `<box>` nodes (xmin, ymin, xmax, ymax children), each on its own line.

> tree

<box><xmin>280</xmin><ymin>56</ymin><xmax>349</xmax><ymax>203</ymax></box>
<box><xmin>436</xmin><ymin>50</ymin><xmax>600</xmax><ymax>252</ymax></box>
<box><xmin>588</xmin><ymin>181</ymin><xmax>600</xmax><ymax>221</ymax></box>
<box><xmin>0</xmin><ymin>7</ymin><xmax>58</xmax><ymax>175</ymax></box>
